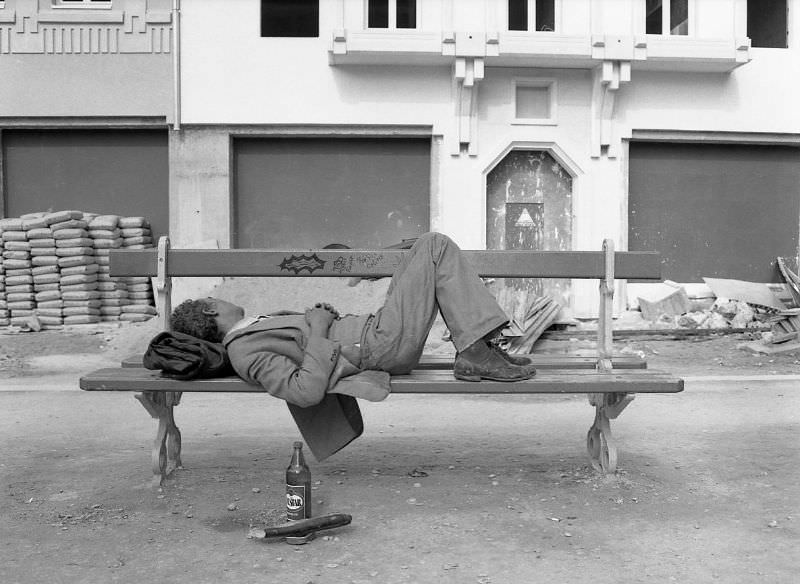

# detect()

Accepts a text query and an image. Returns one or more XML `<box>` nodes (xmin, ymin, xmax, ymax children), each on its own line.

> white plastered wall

<box><xmin>177</xmin><ymin>0</ymin><xmax>800</xmax><ymax>317</ymax></box>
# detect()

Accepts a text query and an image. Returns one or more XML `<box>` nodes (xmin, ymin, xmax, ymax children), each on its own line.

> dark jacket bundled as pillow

<box><xmin>143</xmin><ymin>331</ymin><xmax>234</xmax><ymax>380</ymax></box>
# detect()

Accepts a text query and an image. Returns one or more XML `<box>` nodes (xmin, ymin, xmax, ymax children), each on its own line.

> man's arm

<box><xmin>231</xmin><ymin>303</ymin><xmax>341</xmax><ymax>408</ymax></box>
<box><xmin>237</xmin><ymin>336</ymin><xmax>340</xmax><ymax>407</ymax></box>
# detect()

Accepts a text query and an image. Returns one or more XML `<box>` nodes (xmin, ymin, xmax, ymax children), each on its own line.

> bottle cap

<box><xmin>293</xmin><ymin>441</ymin><xmax>303</xmax><ymax>449</ymax></box>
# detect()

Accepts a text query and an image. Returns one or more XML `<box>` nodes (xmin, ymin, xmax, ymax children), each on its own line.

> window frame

<box><xmin>512</xmin><ymin>79</ymin><xmax>558</xmax><ymax>126</ymax></box>
<box><xmin>365</xmin><ymin>0</ymin><xmax>417</xmax><ymax>30</ymax></box>
<box><xmin>644</xmin><ymin>0</ymin><xmax>695</xmax><ymax>36</ymax></box>
<box><xmin>52</xmin><ymin>0</ymin><xmax>112</xmax><ymax>8</ymax></box>
<box><xmin>505</xmin><ymin>0</ymin><xmax>560</xmax><ymax>33</ymax></box>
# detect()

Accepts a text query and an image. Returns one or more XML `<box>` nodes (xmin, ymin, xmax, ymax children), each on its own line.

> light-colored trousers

<box><xmin>358</xmin><ymin>232</ymin><xmax>508</xmax><ymax>374</ymax></box>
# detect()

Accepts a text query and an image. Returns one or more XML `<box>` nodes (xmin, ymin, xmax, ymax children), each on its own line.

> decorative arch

<box><xmin>481</xmin><ymin>140</ymin><xmax>583</xmax><ymax>319</ymax></box>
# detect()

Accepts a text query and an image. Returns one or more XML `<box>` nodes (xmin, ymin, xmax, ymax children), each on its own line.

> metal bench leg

<box><xmin>135</xmin><ymin>391</ymin><xmax>183</xmax><ymax>487</ymax></box>
<box><xmin>586</xmin><ymin>392</ymin><xmax>635</xmax><ymax>474</ymax></box>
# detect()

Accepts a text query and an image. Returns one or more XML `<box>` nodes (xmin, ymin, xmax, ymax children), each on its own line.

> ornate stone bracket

<box><xmin>451</xmin><ymin>56</ymin><xmax>484</xmax><ymax>157</ymax></box>
<box><xmin>591</xmin><ymin>59</ymin><xmax>631</xmax><ymax>159</ymax></box>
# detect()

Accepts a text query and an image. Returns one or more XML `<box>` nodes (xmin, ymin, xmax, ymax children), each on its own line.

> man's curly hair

<box><xmin>170</xmin><ymin>299</ymin><xmax>223</xmax><ymax>342</ymax></box>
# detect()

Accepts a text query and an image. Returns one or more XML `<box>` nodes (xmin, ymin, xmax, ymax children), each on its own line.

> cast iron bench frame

<box><xmin>79</xmin><ymin>236</ymin><xmax>684</xmax><ymax>486</ymax></box>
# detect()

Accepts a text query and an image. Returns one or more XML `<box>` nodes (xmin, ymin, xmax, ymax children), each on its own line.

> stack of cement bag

<box><xmin>120</xmin><ymin>217</ymin><xmax>156</xmax><ymax>320</ymax></box>
<box><xmin>0</xmin><ymin>210</ymin><xmax>157</xmax><ymax>329</ymax></box>
<box><xmin>0</xmin><ymin>248</ymin><xmax>5</xmax><ymax>327</ymax></box>
<box><xmin>1</xmin><ymin>217</ymin><xmax>35</xmax><ymax>328</ymax></box>
<box><xmin>88</xmin><ymin>215</ymin><xmax>156</xmax><ymax>323</ymax></box>
<box><xmin>88</xmin><ymin>214</ymin><xmax>126</xmax><ymax>322</ymax></box>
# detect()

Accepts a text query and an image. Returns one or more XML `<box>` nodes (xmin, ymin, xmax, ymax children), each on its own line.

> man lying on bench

<box><xmin>169</xmin><ymin>232</ymin><xmax>536</xmax><ymax>410</ymax></box>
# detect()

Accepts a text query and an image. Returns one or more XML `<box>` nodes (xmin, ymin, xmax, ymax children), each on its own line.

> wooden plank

<box><xmin>110</xmin><ymin>249</ymin><xmax>662</xmax><ymax>280</ymax></box>
<box><xmin>80</xmin><ymin>368</ymin><xmax>683</xmax><ymax>394</ymax></box>
<box><xmin>120</xmin><ymin>353</ymin><xmax>648</xmax><ymax>370</ymax></box>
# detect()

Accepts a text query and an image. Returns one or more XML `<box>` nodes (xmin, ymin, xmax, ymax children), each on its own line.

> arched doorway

<box><xmin>486</xmin><ymin>149</ymin><xmax>573</xmax><ymax>320</ymax></box>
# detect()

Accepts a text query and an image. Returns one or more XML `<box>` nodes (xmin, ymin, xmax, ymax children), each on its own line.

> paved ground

<box><xmin>1</xmin><ymin>324</ymin><xmax>799</xmax><ymax>583</ymax></box>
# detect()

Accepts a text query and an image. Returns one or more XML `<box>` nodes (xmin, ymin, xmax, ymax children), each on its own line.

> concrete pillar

<box><xmin>169</xmin><ymin>127</ymin><xmax>231</xmax><ymax>248</ymax></box>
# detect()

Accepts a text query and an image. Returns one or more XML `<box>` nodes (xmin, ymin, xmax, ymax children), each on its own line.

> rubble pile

<box><xmin>0</xmin><ymin>211</ymin><xmax>157</xmax><ymax>330</ymax></box>
<box><xmin>634</xmin><ymin>278</ymin><xmax>784</xmax><ymax>332</ymax></box>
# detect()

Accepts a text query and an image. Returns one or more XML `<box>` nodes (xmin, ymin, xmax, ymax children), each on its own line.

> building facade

<box><xmin>2</xmin><ymin>0</ymin><xmax>799</xmax><ymax>315</ymax></box>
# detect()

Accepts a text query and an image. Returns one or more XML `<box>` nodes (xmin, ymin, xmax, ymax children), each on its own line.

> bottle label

<box><xmin>286</xmin><ymin>484</ymin><xmax>307</xmax><ymax>521</ymax></box>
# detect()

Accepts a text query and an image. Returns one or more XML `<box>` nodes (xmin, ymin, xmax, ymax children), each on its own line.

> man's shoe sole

<box><xmin>453</xmin><ymin>371</ymin><xmax>536</xmax><ymax>382</ymax></box>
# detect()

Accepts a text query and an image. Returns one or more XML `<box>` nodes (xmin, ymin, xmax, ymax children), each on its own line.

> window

<box><xmin>645</xmin><ymin>0</ymin><xmax>688</xmax><ymax>35</ymax></box>
<box><xmin>508</xmin><ymin>0</ymin><xmax>556</xmax><ymax>32</ymax></box>
<box><xmin>261</xmin><ymin>0</ymin><xmax>318</xmax><ymax>38</ymax></box>
<box><xmin>368</xmin><ymin>0</ymin><xmax>416</xmax><ymax>29</ymax></box>
<box><xmin>748</xmin><ymin>0</ymin><xmax>788</xmax><ymax>48</ymax></box>
<box><xmin>514</xmin><ymin>80</ymin><xmax>556</xmax><ymax>124</ymax></box>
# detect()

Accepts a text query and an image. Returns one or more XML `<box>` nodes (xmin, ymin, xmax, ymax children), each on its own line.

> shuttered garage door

<box><xmin>2</xmin><ymin>129</ymin><xmax>169</xmax><ymax>238</ymax></box>
<box><xmin>233</xmin><ymin>137</ymin><xmax>430</xmax><ymax>249</ymax></box>
<box><xmin>628</xmin><ymin>142</ymin><xmax>800</xmax><ymax>282</ymax></box>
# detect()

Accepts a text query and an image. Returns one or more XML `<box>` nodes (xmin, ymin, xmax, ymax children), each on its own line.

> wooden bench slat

<box><xmin>80</xmin><ymin>368</ymin><xmax>683</xmax><ymax>394</ymax></box>
<box><xmin>120</xmin><ymin>353</ymin><xmax>648</xmax><ymax>370</ymax></box>
<box><xmin>110</xmin><ymin>249</ymin><xmax>662</xmax><ymax>280</ymax></box>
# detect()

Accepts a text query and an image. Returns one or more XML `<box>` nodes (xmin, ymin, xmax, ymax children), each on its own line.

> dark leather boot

<box><xmin>454</xmin><ymin>340</ymin><xmax>536</xmax><ymax>382</ymax></box>
<box><xmin>486</xmin><ymin>336</ymin><xmax>535</xmax><ymax>367</ymax></box>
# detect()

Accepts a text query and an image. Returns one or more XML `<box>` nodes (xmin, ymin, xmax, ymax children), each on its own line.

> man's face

<box><xmin>203</xmin><ymin>297</ymin><xmax>245</xmax><ymax>335</ymax></box>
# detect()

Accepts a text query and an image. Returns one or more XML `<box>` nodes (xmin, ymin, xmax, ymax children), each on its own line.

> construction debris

<box><xmin>737</xmin><ymin>339</ymin><xmax>800</xmax><ymax>355</ymax></box>
<box><xmin>502</xmin><ymin>295</ymin><xmax>561</xmax><ymax>354</ymax></box>
<box><xmin>703</xmin><ymin>277</ymin><xmax>784</xmax><ymax>311</ymax></box>
<box><xmin>728</xmin><ymin>258</ymin><xmax>800</xmax><ymax>354</ymax></box>
<box><xmin>638</xmin><ymin>281</ymin><xmax>692</xmax><ymax>322</ymax></box>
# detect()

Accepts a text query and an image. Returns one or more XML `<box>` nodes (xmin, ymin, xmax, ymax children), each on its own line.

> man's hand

<box><xmin>305</xmin><ymin>303</ymin><xmax>338</xmax><ymax>338</ymax></box>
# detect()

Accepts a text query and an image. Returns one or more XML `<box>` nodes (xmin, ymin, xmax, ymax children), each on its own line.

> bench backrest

<box><xmin>111</xmin><ymin>237</ymin><xmax>662</xmax><ymax>373</ymax></box>
<box><xmin>110</xmin><ymin>246</ymin><xmax>661</xmax><ymax>280</ymax></box>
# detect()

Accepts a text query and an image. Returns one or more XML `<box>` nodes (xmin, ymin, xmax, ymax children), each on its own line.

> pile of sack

<box><xmin>0</xmin><ymin>210</ymin><xmax>157</xmax><ymax>328</ymax></box>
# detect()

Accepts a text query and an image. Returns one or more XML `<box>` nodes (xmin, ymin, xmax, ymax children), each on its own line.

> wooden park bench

<box><xmin>80</xmin><ymin>237</ymin><xmax>684</xmax><ymax>486</ymax></box>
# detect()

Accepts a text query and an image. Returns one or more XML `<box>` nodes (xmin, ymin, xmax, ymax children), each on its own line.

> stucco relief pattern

<box><xmin>0</xmin><ymin>0</ymin><xmax>171</xmax><ymax>54</ymax></box>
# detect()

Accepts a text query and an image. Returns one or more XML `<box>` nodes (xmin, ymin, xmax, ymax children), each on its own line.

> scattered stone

<box><xmin>251</xmin><ymin>487</ymin><xmax>261</xmax><ymax>493</ymax></box>
<box><xmin>638</xmin><ymin>284</ymin><xmax>691</xmax><ymax>321</ymax></box>
<box><xmin>443</xmin><ymin>563</ymin><xmax>459</xmax><ymax>570</ymax></box>
<box><xmin>227</xmin><ymin>503</ymin><xmax>238</xmax><ymax>511</ymax></box>
<box><xmin>408</xmin><ymin>468</ymin><xmax>428</xmax><ymax>477</ymax></box>
<box><xmin>677</xmin><ymin>311</ymin><xmax>708</xmax><ymax>329</ymax></box>
<box><xmin>767</xmin><ymin>520</ymin><xmax>779</xmax><ymax>528</ymax></box>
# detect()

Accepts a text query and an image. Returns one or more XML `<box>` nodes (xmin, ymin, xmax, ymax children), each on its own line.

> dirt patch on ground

<box><xmin>1</xmin><ymin>320</ymin><xmax>798</xmax><ymax>583</ymax></box>
<box><xmin>2</xmin><ymin>386</ymin><xmax>797</xmax><ymax>583</ymax></box>
<box><xmin>0</xmin><ymin>320</ymin><xmax>160</xmax><ymax>377</ymax></box>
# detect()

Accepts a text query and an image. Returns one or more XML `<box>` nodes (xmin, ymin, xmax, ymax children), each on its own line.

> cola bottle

<box><xmin>285</xmin><ymin>441</ymin><xmax>311</xmax><ymax>521</ymax></box>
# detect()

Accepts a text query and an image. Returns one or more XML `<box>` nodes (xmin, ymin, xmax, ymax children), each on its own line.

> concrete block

<box><xmin>638</xmin><ymin>286</ymin><xmax>691</xmax><ymax>321</ymax></box>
